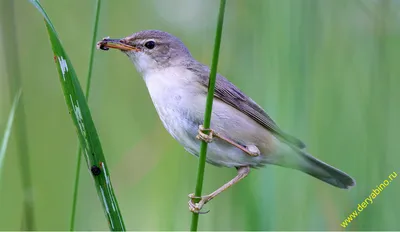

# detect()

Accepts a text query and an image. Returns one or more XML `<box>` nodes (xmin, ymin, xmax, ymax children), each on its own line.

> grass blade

<box><xmin>70</xmin><ymin>0</ymin><xmax>102</xmax><ymax>230</ymax></box>
<box><xmin>0</xmin><ymin>90</ymin><xmax>22</xmax><ymax>176</ymax></box>
<box><xmin>0</xmin><ymin>1</ymin><xmax>35</xmax><ymax>229</ymax></box>
<box><xmin>28</xmin><ymin>0</ymin><xmax>126</xmax><ymax>230</ymax></box>
<box><xmin>190</xmin><ymin>0</ymin><xmax>226</xmax><ymax>231</ymax></box>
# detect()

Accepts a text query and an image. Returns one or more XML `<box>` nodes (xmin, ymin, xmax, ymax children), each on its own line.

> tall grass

<box><xmin>28</xmin><ymin>0</ymin><xmax>125</xmax><ymax>230</ymax></box>
<box><xmin>0</xmin><ymin>1</ymin><xmax>35</xmax><ymax>229</ymax></box>
<box><xmin>70</xmin><ymin>0</ymin><xmax>102</xmax><ymax>230</ymax></box>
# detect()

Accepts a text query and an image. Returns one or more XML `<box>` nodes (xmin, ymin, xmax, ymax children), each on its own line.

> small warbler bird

<box><xmin>97</xmin><ymin>30</ymin><xmax>355</xmax><ymax>214</ymax></box>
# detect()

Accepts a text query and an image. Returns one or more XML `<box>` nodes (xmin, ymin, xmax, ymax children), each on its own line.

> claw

<box><xmin>196</xmin><ymin>125</ymin><xmax>214</xmax><ymax>143</ymax></box>
<box><xmin>188</xmin><ymin>200</ymin><xmax>210</xmax><ymax>214</ymax></box>
<box><xmin>188</xmin><ymin>193</ymin><xmax>202</xmax><ymax>200</ymax></box>
<box><xmin>188</xmin><ymin>193</ymin><xmax>211</xmax><ymax>214</ymax></box>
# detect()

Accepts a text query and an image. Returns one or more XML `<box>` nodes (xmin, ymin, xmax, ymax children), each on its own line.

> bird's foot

<box><xmin>188</xmin><ymin>193</ymin><xmax>211</xmax><ymax>214</ymax></box>
<box><xmin>196</xmin><ymin>125</ymin><xmax>215</xmax><ymax>143</ymax></box>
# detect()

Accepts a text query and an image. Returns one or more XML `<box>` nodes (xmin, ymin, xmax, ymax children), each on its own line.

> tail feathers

<box><xmin>297</xmin><ymin>150</ymin><xmax>356</xmax><ymax>189</ymax></box>
<box><xmin>275</xmin><ymin>145</ymin><xmax>356</xmax><ymax>189</ymax></box>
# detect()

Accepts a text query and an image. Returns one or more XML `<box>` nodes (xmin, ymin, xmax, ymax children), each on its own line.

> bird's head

<box><xmin>97</xmin><ymin>30</ymin><xmax>192</xmax><ymax>74</ymax></box>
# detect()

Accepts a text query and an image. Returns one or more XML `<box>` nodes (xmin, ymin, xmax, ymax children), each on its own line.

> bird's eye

<box><xmin>144</xmin><ymin>40</ymin><xmax>155</xmax><ymax>49</ymax></box>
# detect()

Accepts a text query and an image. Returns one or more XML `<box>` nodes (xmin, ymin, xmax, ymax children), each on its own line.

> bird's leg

<box><xmin>196</xmin><ymin>125</ymin><xmax>260</xmax><ymax>157</ymax></box>
<box><xmin>188</xmin><ymin>166</ymin><xmax>250</xmax><ymax>214</ymax></box>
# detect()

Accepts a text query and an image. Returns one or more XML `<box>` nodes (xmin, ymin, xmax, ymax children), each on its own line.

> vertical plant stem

<box><xmin>190</xmin><ymin>0</ymin><xmax>226</xmax><ymax>231</ymax></box>
<box><xmin>70</xmin><ymin>0</ymin><xmax>102</xmax><ymax>230</ymax></box>
<box><xmin>0</xmin><ymin>1</ymin><xmax>35</xmax><ymax>230</ymax></box>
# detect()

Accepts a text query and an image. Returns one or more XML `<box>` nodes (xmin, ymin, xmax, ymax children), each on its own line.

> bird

<box><xmin>96</xmin><ymin>30</ymin><xmax>356</xmax><ymax>214</ymax></box>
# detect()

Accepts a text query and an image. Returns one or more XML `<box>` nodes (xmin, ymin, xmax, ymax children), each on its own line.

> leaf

<box><xmin>28</xmin><ymin>0</ymin><xmax>126</xmax><ymax>230</ymax></box>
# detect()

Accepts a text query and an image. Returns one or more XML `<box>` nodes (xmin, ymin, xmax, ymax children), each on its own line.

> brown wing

<box><xmin>189</xmin><ymin>64</ymin><xmax>306</xmax><ymax>149</ymax></box>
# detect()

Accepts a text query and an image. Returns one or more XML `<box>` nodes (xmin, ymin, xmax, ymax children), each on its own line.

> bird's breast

<box><xmin>143</xmin><ymin>68</ymin><xmax>201</xmax><ymax>147</ymax></box>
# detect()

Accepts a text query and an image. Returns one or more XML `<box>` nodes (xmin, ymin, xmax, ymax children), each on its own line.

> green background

<box><xmin>0</xmin><ymin>0</ymin><xmax>399</xmax><ymax>230</ymax></box>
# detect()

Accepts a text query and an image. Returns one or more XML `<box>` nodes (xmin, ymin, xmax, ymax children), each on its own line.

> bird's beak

<box><xmin>96</xmin><ymin>37</ymin><xmax>139</xmax><ymax>52</ymax></box>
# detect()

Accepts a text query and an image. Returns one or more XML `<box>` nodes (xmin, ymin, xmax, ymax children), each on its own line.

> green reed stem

<box><xmin>70</xmin><ymin>0</ymin><xmax>102</xmax><ymax>230</ymax></box>
<box><xmin>190</xmin><ymin>0</ymin><xmax>226</xmax><ymax>231</ymax></box>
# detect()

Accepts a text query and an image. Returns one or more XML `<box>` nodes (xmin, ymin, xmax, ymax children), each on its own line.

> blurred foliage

<box><xmin>0</xmin><ymin>0</ymin><xmax>399</xmax><ymax>230</ymax></box>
